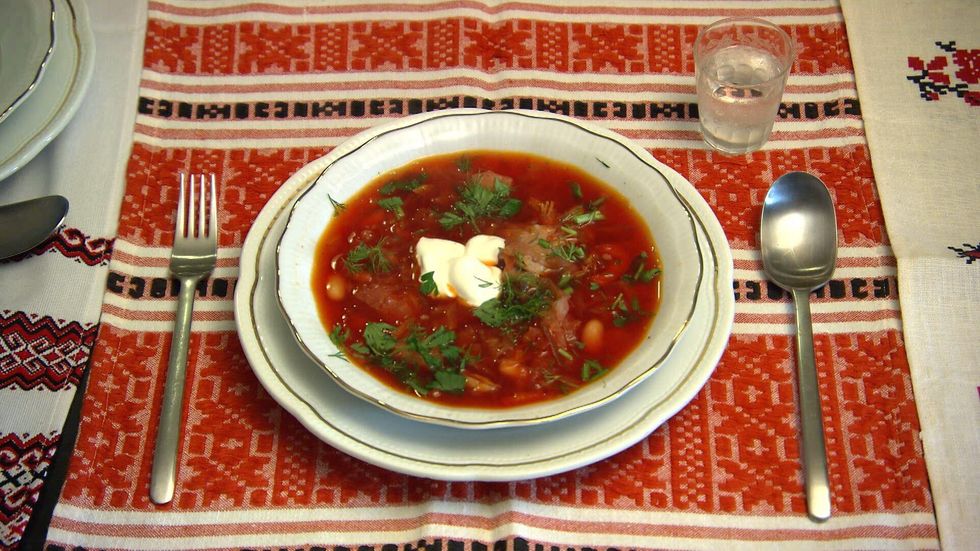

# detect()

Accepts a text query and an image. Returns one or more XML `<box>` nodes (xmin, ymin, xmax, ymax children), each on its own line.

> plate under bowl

<box><xmin>276</xmin><ymin>109</ymin><xmax>704</xmax><ymax>429</ymax></box>
<box><xmin>0</xmin><ymin>0</ymin><xmax>55</xmax><ymax>124</ymax></box>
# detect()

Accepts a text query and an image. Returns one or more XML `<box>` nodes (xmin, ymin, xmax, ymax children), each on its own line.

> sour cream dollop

<box><xmin>416</xmin><ymin>235</ymin><xmax>505</xmax><ymax>307</ymax></box>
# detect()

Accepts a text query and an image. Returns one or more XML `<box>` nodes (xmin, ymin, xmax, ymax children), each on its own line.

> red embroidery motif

<box><xmin>463</xmin><ymin>20</ymin><xmax>533</xmax><ymax>70</ymax></box>
<box><xmin>141</xmin><ymin>20</ymin><xmax>853</xmax><ymax>76</ymax></box>
<box><xmin>907</xmin><ymin>41</ymin><xmax>979</xmax><ymax>106</ymax></box>
<box><xmin>571</xmin><ymin>24</ymin><xmax>644</xmax><ymax>72</ymax></box>
<box><xmin>352</xmin><ymin>22</ymin><xmax>424</xmax><ymax>70</ymax></box>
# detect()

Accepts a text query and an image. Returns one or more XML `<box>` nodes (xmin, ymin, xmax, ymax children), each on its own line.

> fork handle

<box><xmin>150</xmin><ymin>275</ymin><xmax>200</xmax><ymax>505</ymax></box>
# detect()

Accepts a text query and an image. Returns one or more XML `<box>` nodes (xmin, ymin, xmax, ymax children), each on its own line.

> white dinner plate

<box><xmin>234</xmin><ymin>110</ymin><xmax>734</xmax><ymax>481</ymax></box>
<box><xmin>0</xmin><ymin>0</ymin><xmax>94</xmax><ymax>182</ymax></box>
<box><xmin>0</xmin><ymin>0</ymin><xmax>55</xmax><ymax>124</ymax></box>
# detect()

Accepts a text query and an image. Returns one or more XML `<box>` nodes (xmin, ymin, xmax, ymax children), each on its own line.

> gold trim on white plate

<box><xmin>274</xmin><ymin>110</ymin><xmax>705</xmax><ymax>428</ymax></box>
<box><xmin>0</xmin><ymin>0</ymin><xmax>95</xmax><ymax>182</ymax></box>
<box><xmin>234</xmin><ymin>110</ymin><xmax>734</xmax><ymax>480</ymax></box>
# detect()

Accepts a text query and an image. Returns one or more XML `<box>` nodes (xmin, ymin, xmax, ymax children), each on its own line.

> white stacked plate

<box><xmin>0</xmin><ymin>0</ymin><xmax>55</xmax><ymax>124</ymax></box>
<box><xmin>0</xmin><ymin>0</ymin><xmax>94</xmax><ymax>181</ymax></box>
<box><xmin>234</xmin><ymin>110</ymin><xmax>735</xmax><ymax>481</ymax></box>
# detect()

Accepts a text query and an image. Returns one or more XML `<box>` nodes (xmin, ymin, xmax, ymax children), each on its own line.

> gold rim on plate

<box><xmin>274</xmin><ymin>110</ymin><xmax>705</xmax><ymax>428</ymax></box>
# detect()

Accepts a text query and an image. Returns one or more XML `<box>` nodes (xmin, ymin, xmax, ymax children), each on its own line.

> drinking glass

<box><xmin>694</xmin><ymin>17</ymin><xmax>795</xmax><ymax>154</ymax></box>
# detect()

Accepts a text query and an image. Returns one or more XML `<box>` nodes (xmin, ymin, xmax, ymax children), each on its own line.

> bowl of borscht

<box><xmin>276</xmin><ymin>109</ymin><xmax>703</xmax><ymax>428</ymax></box>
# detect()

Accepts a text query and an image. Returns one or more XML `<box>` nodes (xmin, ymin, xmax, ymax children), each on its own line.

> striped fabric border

<box><xmin>48</xmin><ymin>503</ymin><xmax>937</xmax><ymax>550</ymax></box>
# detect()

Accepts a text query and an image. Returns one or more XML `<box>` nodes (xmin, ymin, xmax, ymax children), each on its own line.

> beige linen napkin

<box><xmin>840</xmin><ymin>1</ymin><xmax>979</xmax><ymax>548</ymax></box>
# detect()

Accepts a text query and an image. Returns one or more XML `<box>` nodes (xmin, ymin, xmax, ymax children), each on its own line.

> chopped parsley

<box><xmin>379</xmin><ymin>173</ymin><xmax>427</xmax><ymax>195</ymax></box>
<box><xmin>377</xmin><ymin>196</ymin><xmax>404</xmax><ymax>218</ymax></box>
<box><xmin>347</xmin><ymin>323</ymin><xmax>475</xmax><ymax>395</ymax></box>
<box><xmin>439</xmin><ymin>177</ymin><xmax>522</xmax><ymax>230</ymax></box>
<box><xmin>363</xmin><ymin>322</ymin><xmax>397</xmax><ymax>355</ymax></box>
<box><xmin>344</xmin><ymin>239</ymin><xmax>392</xmax><ymax>273</ymax></box>
<box><xmin>419</xmin><ymin>271</ymin><xmax>438</xmax><ymax>296</ymax></box>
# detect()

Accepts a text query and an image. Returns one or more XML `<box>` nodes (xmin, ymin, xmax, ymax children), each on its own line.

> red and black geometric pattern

<box><xmin>0</xmin><ymin>228</ymin><xmax>114</xmax><ymax>267</ymax></box>
<box><xmin>146</xmin><ymin>19</ymin><xmax>854</xmax><ymax>76</ymax></box>
<box><xmin>949</xmin><ymin>242</ymin><xmax>980</xmax><ymax>264</ymax></box>
<box><xmin>0</xmin><ymin>312</ymin><xmax>97</xmax><ymax>391</ymax></box>
<box><xmin>0</xmin><ymin>432</ymin><xmax>59</xmax><ymax>548</ymax></box>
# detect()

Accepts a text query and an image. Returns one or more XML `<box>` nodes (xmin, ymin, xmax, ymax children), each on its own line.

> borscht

<box><xmin>311</xmin><ymin>150</ymin><xmax>662</xmax><ymax>408</ymax></box>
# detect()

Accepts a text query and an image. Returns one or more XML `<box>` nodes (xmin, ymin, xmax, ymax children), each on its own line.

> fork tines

<box><xmin>177</xmin><ymin>173</ymin><xmax>217</xmax><ymax>239</ymax></box>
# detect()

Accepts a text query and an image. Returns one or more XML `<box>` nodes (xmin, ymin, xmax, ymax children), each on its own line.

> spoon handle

<box><xmin>791</xmin><ymin>288</ymin><xmax>832</xmax><ymax>522</ymax></box>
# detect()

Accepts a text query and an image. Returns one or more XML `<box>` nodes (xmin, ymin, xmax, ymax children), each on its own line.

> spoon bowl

<box><xmin>0</xmin><ymin>195</ymin><xmax>69</xmax><ymax>259</ymax></box>
<box><xmin>760</xmin><ymin>171</ymin><xmax>837</xmax><ymax>522</ymax></box>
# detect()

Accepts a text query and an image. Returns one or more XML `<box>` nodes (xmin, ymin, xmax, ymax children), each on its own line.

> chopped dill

<box><xmin>328</xmin><ymin>194</ymin><xmax>346</xmax><ymax>217</ymax></box>
<box><xmin>473</xmin><ymin>272</ymin><xmax>553</xmax><ymax>330</ymax></box>
<box><xmin>344</xmin><ymin>238</ymin><xmax>392</xmax><ymax>273</ymax></box>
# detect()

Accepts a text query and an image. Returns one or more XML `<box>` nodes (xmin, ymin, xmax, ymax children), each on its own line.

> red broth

<box><xmin>312</xmin><ymin>150</ymin><xmax>661</xmax><ymax>408</ymax></box>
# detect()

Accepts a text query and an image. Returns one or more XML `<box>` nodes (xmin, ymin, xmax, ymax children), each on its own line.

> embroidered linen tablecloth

<box><xmin>41</xmin><ymin>1</ymin><xmax>938</xmax><ymax>549</ymax></box>
<box><xmin>840</xmin><ymin>0</ymin><xmax>980</xmax><ymax>548</ymax></box>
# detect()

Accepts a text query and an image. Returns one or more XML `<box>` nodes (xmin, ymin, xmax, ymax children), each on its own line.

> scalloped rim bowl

<box><xmin>276</xmin><ymin>109</ymin><xmax>703</xmax><ymax>429</ymax></box>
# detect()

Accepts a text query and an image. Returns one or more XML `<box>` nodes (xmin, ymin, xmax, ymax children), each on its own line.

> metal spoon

<box><xmin>0</xmin><ymin>195</ymin><xmax>69</xmax><ymax>259</ymax></box>
<box><xmin>760</xmin><ymin>171</ymin><xmax>837</xmax><ymax>522</ymax></box>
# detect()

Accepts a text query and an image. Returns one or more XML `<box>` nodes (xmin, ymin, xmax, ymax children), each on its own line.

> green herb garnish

<box><xmin>419</xmin><ymin>271</ymin><xmax>438</xmax><ymax>296</ymax></box>
<box><xmin>439</xmin><ymin>177</ymin><xmax>522</xmax><ymax>230</ymax></box>
<box><xmin>537</xmin><ymin>237</ymin><xmax>586</xmax><ymax>263</ymax></box>
<box><xmin>363</xmin><ymin>322</ymin><xmax>397</xmax><ymax>355</ymax></box>
<box><xmin>473</xmin><ymin>272</ymin><xmax>553</xmax><ymax>330</ymax></box>
<box><xmin>455</xmin><ymin>155</ymin><xmax>472</xmax><ymax>172</ymax></box>
<box><xmin>566</xmin><ymin>209</ymin><xmax>605</xmax><ymax>226</ymax></box>
<box><xmin>379</xmin><ymin>173</ymin><xmax>427</xmax><ymax>195</ymax></box>
<box><xmin>377</xmin><ymin>196</ymin><xmax>404</xmax><ymax>218</ymax></box>
<box><xmin>581</xmin><ymin>359</ymin><xmax>608</xmax><ymax>381</ymax></box>
<box><xmin>558</xmin><ymin>273</ymin><xmax>574</xmax><ymax>290</ymax></box>
<box><xmin>328</xmin><ymin>325</ymin><xmax>351</xmax><ymax>362</ymax></box>
<box><xmin>623</xmin><ymin>252</ymin><xmax>661</xmax><ymax>283</ymax></box>
<box><xmin>328</xmin><ymin>194</ymin><xmax>346</xmax><ymax>216</ymax></box>
<box><xmin>351</xmin><ymin>323</ymin><xmax>474</xmax><ymax>395</ymax></box>
<box><xmin>551</xmin><ymin>242</ymin><xmax>586</xmax><ymax>263</ymax></box>
<box><xmin>562</xmin><ymin>196</ymin><xmax>606</xmax><ymax>227</ymax></box>
<box><xmin>610</xmin><ymin>292</ymin><xmax>650</xmax><ymax>327</ymax></box>
<box><xmin>344</xmin><ymin>239</ymin><xmax>392</xmax><ymax>273</ymax></box>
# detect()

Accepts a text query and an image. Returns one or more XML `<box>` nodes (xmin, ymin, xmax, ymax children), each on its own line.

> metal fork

<box><xmin>150</xmin><ymin>173</ymin><xmax>218</xmax><ymax>505</ymax></box>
